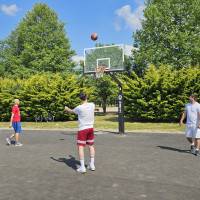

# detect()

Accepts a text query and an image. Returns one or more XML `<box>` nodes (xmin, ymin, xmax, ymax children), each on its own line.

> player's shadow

<box><xmin>157</xmin><ymin>146</ymin><xmax>190</xmax><ymax>154</ymax></box>
<box><xmin>50</xmin><ymin>155</ymin><xmax>79</xmax><ymax>171</ymax></box>
<box><xmin>59</xmin><ymin>132</ymin><xmax>76</xmax><ymax>136</ymax></box>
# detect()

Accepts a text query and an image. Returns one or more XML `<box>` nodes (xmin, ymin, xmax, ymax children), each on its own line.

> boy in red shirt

<box><xmin>6</xmin><ymin>99</ymin><xmax>23</xmax><ymax>146</ymax></box>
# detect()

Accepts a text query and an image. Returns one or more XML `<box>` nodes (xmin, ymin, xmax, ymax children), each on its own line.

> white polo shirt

<box><xmin>185</xmin><ymin>102</ymin><xmax>200</xmax><ymax>126</ymax></box>
<box><xmin>73</xmin><ymin>102</ymin><xmax>95</xmax><ymax>131</ymax></box>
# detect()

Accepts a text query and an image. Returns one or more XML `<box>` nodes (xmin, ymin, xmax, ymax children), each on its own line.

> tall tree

<box><xmin>133</xmin><ymin>0</ymin><xmax>200</xmax><ymax>74</ymax></box>
<box><xmin>0</xmin><ymin>41</ymin><xmax>6</xmax><ymax>76</ymax></box>
<box><xmin>94</xmin><ymin>75</ymin><xmax>118</xmax><ymax>113</ymax></box>
<box><xmin>0</xmin><ymin>3</ymin><xmax>74</xmax><ymax>77</ymax></box>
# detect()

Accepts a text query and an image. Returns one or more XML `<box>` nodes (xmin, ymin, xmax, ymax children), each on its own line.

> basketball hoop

<box><xmin>95</xmin><ymin>66</ymin><xmax>109</xmax><ymax>78</ymax></box>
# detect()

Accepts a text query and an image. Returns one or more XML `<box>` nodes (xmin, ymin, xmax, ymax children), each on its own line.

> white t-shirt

<box><xmin>185</xmin><ymin>102</ymin><xmax>200</xmax><ymax>126</ymax></box>
<box><xmin>73</xmin><ymin>102</ymin><xmax>95</xmax><ymax>131</ymax></box>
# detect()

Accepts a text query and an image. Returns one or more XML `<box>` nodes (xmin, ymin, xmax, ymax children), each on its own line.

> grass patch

<box><xmin>0</xmin><ymin>114</ymin><xmax>184</xmax><ymax>133</ymax></box>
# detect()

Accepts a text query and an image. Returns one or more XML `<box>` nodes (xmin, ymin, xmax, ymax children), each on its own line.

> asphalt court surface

<box><xmin>0</xmin><ymin>129</ymin><xmax>200</xmax><ymax>200</ymax></box>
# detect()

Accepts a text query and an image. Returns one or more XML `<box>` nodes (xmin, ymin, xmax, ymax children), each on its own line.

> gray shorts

<box><xmin>185</xmin><ymin>125</ymin><xmax>197</xmax><ymax>138</ymax></box>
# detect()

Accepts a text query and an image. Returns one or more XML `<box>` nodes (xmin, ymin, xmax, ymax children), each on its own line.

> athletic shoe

<box><xmin>15</xmin><ymin>142</ymin><xmax>23</xmax><ymax>147</ymax></box>
<box><xmin>191</xmin><ymin>145</ymin><xmax>195</xmax><ymax>154</ymax></box>
<box><xmin>6</xmin><ymin>138</ymin><xmax>11</xmax><ymax>145</ymax></box>
<box><xmin>76</xmin><ymin>167</ymin><xmax>86</xmax><ymax>173</ymax></box>
<box><xmin>87</xmin><ymin>164</ymin><xmax>95</xmax><ymax>171</ymax></box>
<box><xmin>194</xmin><ymin>150</ymin><xmax>200</xmax><ymax>156</ymax></box>
<box><xmin>191</xmin><ymin>148</ymin><xmax>196</xmax><ymax>155</ymax></box>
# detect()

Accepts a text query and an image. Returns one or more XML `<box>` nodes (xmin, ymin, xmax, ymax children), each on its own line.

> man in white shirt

<box><xmin>180</xmin><ymin>95</ymin><xmax>200</xmax><ymax>155</ymax></box>
<box><xmin>64</xmin><ymin>93</ymin><xmax>95</xmax><ymax>173</ymax></box>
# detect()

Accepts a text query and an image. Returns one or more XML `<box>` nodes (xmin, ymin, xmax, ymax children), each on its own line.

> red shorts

<box><xmin>77</xmin><ymin>128</ymin><xmax>94</xmax><ymax>146</ymax></box>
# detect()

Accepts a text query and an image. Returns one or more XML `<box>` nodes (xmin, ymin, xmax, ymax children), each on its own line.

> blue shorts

<box><xmin>12</xmin><ymin>122</ymin><xmax>22</xmax><ymax>134</ymax></box>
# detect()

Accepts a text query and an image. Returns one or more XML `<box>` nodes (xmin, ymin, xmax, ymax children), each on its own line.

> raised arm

<box><xmin>64</xmin><ymin>106</ymin><xmax>75</xmax><ymax>114</ymax></box>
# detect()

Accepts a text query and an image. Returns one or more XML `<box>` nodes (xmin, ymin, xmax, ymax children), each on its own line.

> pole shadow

<box><xmin>157</xmin><ymin>146</ymin><xmax>191</xmax><ymax>154</ymax></box>
<box><xmin>50</xmin><ymin>155</ymin><xmax>80</xmax><ymax>171</ymax></box>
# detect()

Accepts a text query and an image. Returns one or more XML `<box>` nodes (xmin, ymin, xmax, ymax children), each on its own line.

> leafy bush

<box><xmin>0</xmin><ymin>73</ymin><xmax>94</xmax><ymax>121</ymax></box>
<box><xmin>123</xmin><ymin>65</ymin><xmax>200</xmax><ymax>122</ymax></box>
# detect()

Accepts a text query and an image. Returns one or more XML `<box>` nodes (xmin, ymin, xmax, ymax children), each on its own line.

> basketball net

<box><xmin>95</xmin><ymin>66</ymin><xmax>109</xmax><ymax>79</ymax></box>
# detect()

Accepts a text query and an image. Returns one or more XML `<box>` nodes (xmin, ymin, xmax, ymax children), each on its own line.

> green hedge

<box><xmin>1</xmin><ymin>66</ymin><xmax>200</xmax><ymax>122</ymax></box>
<box><xmin>0</xmin><ymin>73</ymin><xmax>94</xmax><ymax>121</ymax></box>
<box><xmin>123</xmin><ymin>65</ymin><xmax>200</xmax><ymax>122</ymax></box>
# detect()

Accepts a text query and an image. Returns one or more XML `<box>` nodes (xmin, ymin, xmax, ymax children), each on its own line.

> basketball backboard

<box><xmin>84</xmin><ymin>44</ymin><xmax>124</xmax><ymax>74</ymax></box>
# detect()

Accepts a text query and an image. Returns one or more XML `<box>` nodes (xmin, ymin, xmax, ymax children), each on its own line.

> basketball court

<box><xmin>1</xmin><ymin>41</ymin><xmax>199</xmax><ymax>200</ymax></box>
<box><xmin>0</xmin><ymin>129</ymin><xmax>200</xmax><ymax>200</ymax></box>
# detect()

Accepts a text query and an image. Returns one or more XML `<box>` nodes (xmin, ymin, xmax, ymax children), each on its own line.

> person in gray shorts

<box><xmin>180</xmin><ymin>95</ymin><xmax>200</xmax><ymax>154</ymax></box>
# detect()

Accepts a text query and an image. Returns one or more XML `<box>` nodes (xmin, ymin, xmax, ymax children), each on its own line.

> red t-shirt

<box><xmin>12</xmin><ymin>105</ymin><xmax>21</xmax><ymax>122</ymax></box>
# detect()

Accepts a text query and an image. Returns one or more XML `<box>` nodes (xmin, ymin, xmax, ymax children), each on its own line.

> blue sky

<box><xmin>0</xmin><ymin>0</ymin><xmax>145</xmax><ymax>57</ymax></box>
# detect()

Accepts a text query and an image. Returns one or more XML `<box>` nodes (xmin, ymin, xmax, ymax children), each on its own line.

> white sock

<box><xmin>80</xmin><ymin>159</ymin><xmax>85</xmax><ymax>168</ymax></box>
<box><xmin>90</xmin><ymin>157</ymin><xmax>95</xmax><ymax>166</ymax></box>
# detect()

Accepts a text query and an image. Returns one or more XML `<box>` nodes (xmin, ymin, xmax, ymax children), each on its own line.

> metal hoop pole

<box><xmin>108</xmin><ymin>72</ymin><xmax>125</xmax><ymax>134</ymax></box>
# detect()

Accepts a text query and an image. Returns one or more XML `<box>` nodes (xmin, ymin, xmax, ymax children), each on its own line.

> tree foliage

<box><xmin>0</xmin><ymin>73</ymin><xmax>94</xmax><ymax>121</ymax></box>
<box><xmin>123</xmin><ymin>65</ymin><xmax>200</xmax><ymax>122</ymax></box>
<box><xmin>0</xmin><ymin>3</ymin><xmax>75</xmax><ymax>78</ymax></box>
<box><xmin>133</xmin><ymin>0</ymin><xmax>200</xmax><ymax>74</ymax></box>
<box><xmin>93</xmin><ymin>75</ymin><xmax>118</xmax><ymax>113</ymax></box>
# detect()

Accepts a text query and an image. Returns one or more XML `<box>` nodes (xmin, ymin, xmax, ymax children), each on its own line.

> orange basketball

<box><xmin>91</xmin><ymin>32</ymin><xmax>98</xmax><ymax>41</ymax></box>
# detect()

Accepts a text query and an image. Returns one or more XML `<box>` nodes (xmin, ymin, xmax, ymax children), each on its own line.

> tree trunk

<box><xmin>102</xmin><ymin>99</ymin><xmax>107</xmax><ymax>114</ymax></box>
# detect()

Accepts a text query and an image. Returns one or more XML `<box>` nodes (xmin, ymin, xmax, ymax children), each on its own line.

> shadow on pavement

<box><xmin>157</xmin><ymin>146</ymin><xmax>191</xmax><ymax>154</ymax></box>
<box><xmin>59</xmin><ymin>132</ymin><xmax>76</xmax><ymax>136</ymax></box>
<box><xmin>50</xmin><ymin>155</ymin><xmax>80</xmax><ymax>171</ymax></box>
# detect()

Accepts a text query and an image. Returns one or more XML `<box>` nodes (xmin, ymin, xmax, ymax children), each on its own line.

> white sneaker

<box><xmin>87</xmin><ymin>164</ymin><xmax>95</xmax><ymax>171</ymax></box>
<box><xmin>6</xmin><ymin>138</ymin><xmax>11</xmax><ymax>145</ymax></box>
<box><xmin>76</xmin><ymin>167</ymin><xmax>86</xmax><ymax>173</ymax></box>
<box><xmin>15</xmin><ymin>143</ymin><xmax>23</xmax><ymax>147</ymax></box>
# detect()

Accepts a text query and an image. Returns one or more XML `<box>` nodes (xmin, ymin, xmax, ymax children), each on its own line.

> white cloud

<box><xmin>0</xmin><ymin>4</ymin><xmax>19</xmax><ymax>16</ymax></box>
<box><xmin>72</xmin><ymin>55</ymin><xmax>84</xmax><ymax>64</ymax></box>
<box><xmin>115</xmin><ymin>4</ymin><xmax>145</xmax><ymax>31</ymax></box>
<box><xmin>124</xmin><ymin>45</ymin><xmax>138</xmax><ymax>56</ymax></box>
<box><xmin>124</xmin><ymin>45</ymin><xmax>133</xmax><ymax>56</ymax></box>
